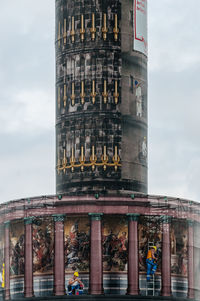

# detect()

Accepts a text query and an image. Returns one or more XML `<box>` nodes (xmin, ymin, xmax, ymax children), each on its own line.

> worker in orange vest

<box><xmin>146</xmin><ymin>246</ymin><xmax>157</xmax><ymax>281</ymax></box>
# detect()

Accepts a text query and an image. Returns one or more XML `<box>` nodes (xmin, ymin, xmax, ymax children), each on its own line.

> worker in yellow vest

<box><xmin>0</xmin><ymin>263</ymin><xmax>5</xmax><ymax>289</ymax></box>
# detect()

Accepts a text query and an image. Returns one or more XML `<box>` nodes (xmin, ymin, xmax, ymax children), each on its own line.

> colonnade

<box><xmin>3</xmin><ymin>214</ymin><xmax>194</xmax><ymax>300</ymax></box>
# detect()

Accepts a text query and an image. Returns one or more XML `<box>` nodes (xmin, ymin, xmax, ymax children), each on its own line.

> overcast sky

<box><xmin>0</xmin><ymin>0</ymin><xmax>199</xmax><ymax>203</ymax></box>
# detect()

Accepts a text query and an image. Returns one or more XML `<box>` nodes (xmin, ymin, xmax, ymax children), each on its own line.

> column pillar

<box><xmin>53</xmin><ymin>214</ymin><xmax>65</xmax><ymax>296</ymax></box>
<box><xmin>4</xmin><ymin>221</ymin><xmax>10</xmax><ymax>300</ymax></box>
<box><xmin>126</xmin><ymin>213</ymin><xmax>140</xmax><ymax>295</ymax></box>
<box><xmin>24</xmin><ymin>217</ymin><xmax>34</xmax><ymax>298</ymax></box>
<box><xmin>89</xmin><ymin>213</ymin><xmax>103</xmax><ymax>295</ymax></box>
<box><xmin>188</xmin><ymin>220</ymin><xmax>194</xmax><ymax>299</ymax></box>
<box><xmin>161</xmin><ymin>216</ymin><xmax>171</xmax><ymax>296</ymax></box>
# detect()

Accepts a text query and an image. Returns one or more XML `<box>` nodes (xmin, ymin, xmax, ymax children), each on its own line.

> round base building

<box><xmin>0</xmin><ymin>193</ymin><xmax>200</xmax><ymax>300</ymax></box>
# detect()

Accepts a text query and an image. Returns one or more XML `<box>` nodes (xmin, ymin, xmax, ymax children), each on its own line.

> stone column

<box><xmin>126</xmin><ymin>213</ymin><xmax>140</xmax><ymax>295</ymax></box>
<box><xmin>89</xmin><ymin>213</ymin><xmax>103</xmax><ymax>295</ymax></box>
<box><xmin>188</xmin><ymin>220</ymin><xmax>194</xmax><ymax>299</ymax></box>
<box><xmin>4</xmin><ymin>221</ymin><xmax>10</xmax><ymax>300</ymax></box>
<box><xmin>194</xmin><ymin>221</ymin><xmax>200</xmax><ymax>300</ymax></box>
<box><xmin>24</xmin><ymin>217</ymin><xmax>34</xmax><ymax>298</ymax></box>
<box><xmin>161</xmin><ymin>216</ymin><xmax>171</xmax><ymax>296</ymax></box>
<box><xmin>53</xmin><ymin>214</ymin><xmax>65</xmax><ymax>296</ymax></box>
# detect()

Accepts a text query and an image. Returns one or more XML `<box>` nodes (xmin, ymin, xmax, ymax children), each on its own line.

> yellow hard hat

<box><xmin>74</xmin><ymin>272</ymin><xmax>79</xmax><ymax>277</ymax></box>
<box><xmin>152</xmin><ymin>246</ymin><xmax>157</xmax><ymax>251</ymax></box>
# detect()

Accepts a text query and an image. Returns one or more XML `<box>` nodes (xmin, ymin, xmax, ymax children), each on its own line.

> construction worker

<box><xmin>68</xmin><ymin>271</ymin><xmax>84</xmax><ymax>295</ymax></box>
<box><xmin>146</xmin><ymin>246</ymin><xmax>157</xmax><ymax>281</ymax></box>
<box><xmin>0</xmin><ymin>263</ymin><xmax>5</xmax><ymax>299</ymax></box>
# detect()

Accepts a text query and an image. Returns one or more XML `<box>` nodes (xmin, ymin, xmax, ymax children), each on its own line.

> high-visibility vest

<box><xmin>2</xmin><ymin>265</ymin><xmax>5</xmax><ymax>288</ymax></box>
<box><xmin>146</xmin><ymin>250</ymin><xmax>152</xmax><ymax>260</ymax></box>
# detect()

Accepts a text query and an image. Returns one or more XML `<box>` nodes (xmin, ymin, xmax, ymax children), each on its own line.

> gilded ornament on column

<box><xmin>113</xmin><ymin>80</ymin><xmax>119</xmax><ymax>104</ymax></box>
<box><xmin>91</xmin><ymin>80</ymin><xmax>97</xmax><ymax>104</ymax></box>
<box><xmin>79</xmin><ymin>146</ymin><xmax>86</xmax><ymax>171</ymax></box>
<box><xmin>101</xmin><ymin>145</ymin><xmax>108</xmax><ymax>170</ymax></box>
<box><xmin>63</xmin><ymin>19</ymin><xmax>67</xmax><ymax>45</ymax></box>
<box><xmin>113</xmin><ymin>14</ymin><xmax>119</xmax><ymax>41</ymax></box>
<box><xmin>102</xmin><ymin>13</ymin><xmax>108</xmax><ymax>41</ymax></box>
<box><xmin>70</xmin><ymin>16</ymin><xmax>75</xmax><ymax>43</ymax></box>
<box><xmin>57</xmin><ymin>144</ymin><xmax>121</xmax><ymax>173</ymax></box>
<box><xmin>57</xmin><ymin>87</ymin><xmax>61</xmax><ymax>109</ymax></box>
<box><xmin>80</xmin><ymin>81</ymin><xmax>85</xmax><ymax>105</ymax></box>
<box><xmin>63</xmin><ymin>84</ymin><xmax>67</xmax><ymax>107</ymax></box>
<box><xmin>70</xmin><ymin>147</ymin><xmax>75</xmax><ymax>172</ymax></box>
<box><xmin>71</xmin><ymin>82</ymin><xmax>75</xmax><ymax>106</ymax></box>
<box><xmin>62</xmin><ymin>149</ymin><xmax>67</xmax><ymax>174</ymax></box>
<box><xmin>90</xmin><ymin>145</ymin><xmax>97</xmax><ymax>171</ymax></box>
<box><xmin>80</xmin><ymin>15</ymin><xmax>85</xmax><ymax>41</ymax></box>
<box><xmin>90</xmin><ymin>13</ymin><xmax>96</xmax><ymax>41</ymax></box>
<box><xmin>113</xmin><ymin>146</ymin><xmax>120</xmax><ymax>171</ymax></box>
<box><xmin>102</xmin><ymin>80</ymin><xmax>108</xmax><ymax>104</ymax></box>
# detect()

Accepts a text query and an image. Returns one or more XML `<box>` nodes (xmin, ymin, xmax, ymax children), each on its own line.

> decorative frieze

<box><xmin>56</xmin><ymin>80</ymin><xmax>120</xmax><ymax>109</ymax></box>
<box><xmin>57</xmin><ymin>145</ymin><xmax>121</xmax><ymax>173</ymax></box>
<box><xmin>56</xmin><ymin>12</ymin><xmax>120</xmax><ymax>46</ymax></box>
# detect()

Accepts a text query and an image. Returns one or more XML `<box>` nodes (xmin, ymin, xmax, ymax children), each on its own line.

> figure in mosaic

<box><xmin>33</xmin><ymin>219</ymin><xmax>54</xmax><ymax>273</ymax></box>
<box><xmin>171</xmin><ymin>221</ymin><xmax>188</xmax><ymax>276</ymax></box>
<box><xmin>10</xmin><ymin>234</ymin><xmax>25</xmax><ymax>275</ymax></box>
<box><xmin>135</xmin><ymin>80</ymin><xmax>142</xmax><ymax>117</ymax></box>
<box><xmin>65</xmin><ymin>219</ymin><xmax>90</xmax><ymax>272</ymax></box>
<box><xmin>102</xmin><ymin>217</ymin><xmax>128</xmax><ymax>272</ymax></box>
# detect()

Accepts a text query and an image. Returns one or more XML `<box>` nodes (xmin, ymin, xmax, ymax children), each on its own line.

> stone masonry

<box><xmin>55</xmin><ymin>0</ymin><xmax>147</xmax><ymax>195</ymax></box>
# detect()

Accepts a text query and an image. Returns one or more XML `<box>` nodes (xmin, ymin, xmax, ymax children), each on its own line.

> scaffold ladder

<box><xmin>146</xmin><ymin>241</ymin><xmax>155</xmax><ymax>296</ymax></box>
<box><xmin>146</xmin><ymin>274</ymin><xmax>155</xmax><ymax>296</ymax></box>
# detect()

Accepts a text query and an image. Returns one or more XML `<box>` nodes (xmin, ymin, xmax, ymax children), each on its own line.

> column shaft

<box><xmin>188</xmin><ymin>221</ymin><xmax>194</xmax><ymax>299</ymax></box>
<box><xmin>161</xmin><ymin>218</ymin><xmax>171</xmax><ymax>296</ymax></box>
<box><xmin>89</xmin><ymin>214</ymin><xmax>103</xmax><ymax>294</ymax></box>
<box><xmin>4</xmin><ymin>222</ymin><xmax>10</xmax><ymax>300</ymax></box>
<box><xmin>54</xmin><ymin>215</ymin><xmax>65</xmax><ymax>296</ymax></box>
<box><xmin>127</xmin><ymin>214</ymin><xmax>139</xmax><ymax>295</ymax></box>
<box><xmin>24</xmin><ymin>218</ymin><xmax>33</xmax><ymax>298</ymax></box>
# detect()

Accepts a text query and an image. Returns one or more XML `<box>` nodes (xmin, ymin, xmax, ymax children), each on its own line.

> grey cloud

<box><xmin>0</xmin><ymin>0</ymin><xmax>200</xmax><ymax>203</ymax></box>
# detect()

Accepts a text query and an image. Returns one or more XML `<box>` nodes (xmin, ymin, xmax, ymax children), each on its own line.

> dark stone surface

<box><xmin>55</xmin><ymin>0</ymin><xmax>147</xmax><ymax>195</ymax></box>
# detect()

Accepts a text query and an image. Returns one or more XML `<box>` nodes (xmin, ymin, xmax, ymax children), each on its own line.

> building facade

<box><xmin>0</xmin><ymin>195</ymin><xmax>199</xmax><ymax>300</ymax></box>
